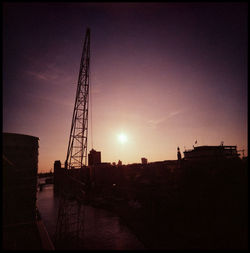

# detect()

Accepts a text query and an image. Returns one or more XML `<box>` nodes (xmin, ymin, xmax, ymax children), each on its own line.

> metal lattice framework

<box><xmin>65</xmin><ymin>28</ymin><xmax>90</xmax><ymax>170</ymax></box>
<box><xmin>54</xmin><ymin>175</ymin><xmax>86</xmax><ymax>249</ymax></box>
<box><xmin>54</xmin><ymin>28</ymin><xmax>90</xmax><ymax>249</ymax></box>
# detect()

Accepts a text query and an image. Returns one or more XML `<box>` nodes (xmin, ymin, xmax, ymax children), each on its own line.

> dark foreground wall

<box><xmin>3</xmin><ymin>132</ymin><xmax>40</xmax><ymax>249</ymax></box>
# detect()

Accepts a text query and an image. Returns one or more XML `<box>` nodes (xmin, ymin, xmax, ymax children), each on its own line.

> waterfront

<box><xmin>36</xmin><ymin>182</ymin><xmax>146</xmax><ymax>250</ymax></box>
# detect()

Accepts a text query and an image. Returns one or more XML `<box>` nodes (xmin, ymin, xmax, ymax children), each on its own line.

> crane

<box><xmin>54</xmin><ymin>28</ymin><xmax>91</xmax><ymax>249</ymax></box>
<box><xmin>65</xmin><ymin>28</ymin><xmax>90</xmax><ymax>170</ymax></box>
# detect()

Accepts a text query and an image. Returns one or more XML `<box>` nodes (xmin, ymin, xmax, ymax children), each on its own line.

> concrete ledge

<box><xmin>36</xmin><ymin>220</ymin><xmax>55</xmax><ymax>250</ymax></box>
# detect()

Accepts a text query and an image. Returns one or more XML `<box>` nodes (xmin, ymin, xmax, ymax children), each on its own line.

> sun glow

<box><xmin>118</xmin><ymin>133</ymin><xmax>128</xmax><ymax>144</ymax></box>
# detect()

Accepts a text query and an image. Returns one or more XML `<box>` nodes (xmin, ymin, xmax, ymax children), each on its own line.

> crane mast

<box><xmin>54</xmin><ymin>28</ymin><xmax>90</xmax><ymax>249</ymax></box>
<box><xmin>65</xmin><ymin>28</ymin><xmax>90</xmax><ymax>169</ymax></box>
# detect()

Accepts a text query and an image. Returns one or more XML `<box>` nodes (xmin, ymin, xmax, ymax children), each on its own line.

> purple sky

<box><xmin>3</xmin><ymin>3</ymin><xmax>248</xmax><ymax>172</ymax></box>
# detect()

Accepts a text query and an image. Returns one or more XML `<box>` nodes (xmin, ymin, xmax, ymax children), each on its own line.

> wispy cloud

<box><xmin>26</xmin><ymin>70</ymin><xmax>59</xmax><ymax>81</ymax></box>
<box><xmin>168</xmin><ymin>110</ymin><xmax>182</xmax><ymax>118</ymax></box>
<box><xmin>148</xmin><ymin>117</ymin><xmax>166</xmax><ymax>128</ymax></box>
<box><xmin>26</xmin><ymin>92</ymin><xmax>73</xmax><ymax>107</ymax></box>
<box><xmin>147</xmin><ymin>109</ymin><xmax>184</xmax><ymax>128</ymax></box>
<box><xmin>25</xmin><ymin>58</ymin><xmax>74</xmax><ymax>85</ymax></box>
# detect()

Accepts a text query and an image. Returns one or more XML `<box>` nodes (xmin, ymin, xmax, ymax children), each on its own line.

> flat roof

<box><xmin>3</xmin><ymin>132</ymin><xmax>39</xmax><ymax>140</ymax></box>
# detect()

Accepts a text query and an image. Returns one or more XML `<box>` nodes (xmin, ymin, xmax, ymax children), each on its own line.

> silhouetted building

<box><xmin>118</xmin><ymin>160</ymin><xmax>122</xmax><ymax>166</ymax></box>
<box><xmin>92</xmin><ymin>163</ymin><xmax>120</xmax><ymax>187</ymax></box>
<box><xmin>141</xmin><ymin>157</ymin><xmax>148</xmax><ymax>164</ymax></box>
<box><xmin>183</xmin><ymin>145</ymin><xmax>240</xmax><ymax>161</ymax></box>
<box><xmin>2</xmin><ymin>133</ymin><xmax>51</xmax><ymax>250</ymax></box>
<box><xmin>3</xmin><ymin>133</ymin><xmax>39</xmax><ymax>226</ymax></box>
<box><xmin>54</xmin><ymin>160</ymin><xmax>62</xmax><ymax>170</ymax></box>
<box><xmin>54</xmin><ymin>160</ymin><xmax>66</xmax><ymax>192</ymax></box>
<box><xmin>88</xmin><ymin>149</ymin><xmax>101</xmax><ymax>166</ymax></box>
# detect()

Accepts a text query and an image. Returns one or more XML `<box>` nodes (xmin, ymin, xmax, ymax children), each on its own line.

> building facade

<box><xmin>183</xmin><ymin>145</ymin><xmax>240</xmax><ymax>161</ymax></box>
<box><xmin>88</xmin><ymin>149</ymin><xmax>101</xmax><ymax>166</ymax></box>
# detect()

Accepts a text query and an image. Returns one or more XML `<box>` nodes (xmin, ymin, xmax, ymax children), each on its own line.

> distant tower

<box><xmin>177</xmin><ymin>146</ymin><xmax>182</xmax><ymax>168</ymax></box>
<box><xmin>177</xmin><ymin>147</ymin><xmax>182</xmax><ymax>160</ymax></box>
<box><xmin>65</xmin><ymin>28</ymin><xmax>90</xmax><ymax>170</ymax></box>
<box><xmin>54</xmin><ymin>160</ymin><xmax>64</xmax><ymax>192</ymax></box>
<box><xmin>88</xmin><ymin>149</ymin><xmax>101</xmax><ymax>166</ymax></box>
<box><xmin>141</xmin><ymin>157</ymin><xmax>148</xmax><ymax>165</ymax></box>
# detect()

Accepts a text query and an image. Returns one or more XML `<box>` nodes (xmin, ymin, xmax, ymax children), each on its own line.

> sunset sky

<box><xmin>3</xmin><ymin>3</ymin><xmax>248</xmax><ymax>172</ymax></box>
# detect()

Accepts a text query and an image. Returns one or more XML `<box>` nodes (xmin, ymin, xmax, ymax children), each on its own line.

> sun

<box><xmin>118</xmin><ymin>133</ymin><xmax>128</xmax><ymax>144</ymax></box>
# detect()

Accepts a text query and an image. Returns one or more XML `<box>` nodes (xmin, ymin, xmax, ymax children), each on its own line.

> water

<box><xmin>36</xmin><ymin>183</ymin><xmax>145</xmax><ymax>250</ymax></box>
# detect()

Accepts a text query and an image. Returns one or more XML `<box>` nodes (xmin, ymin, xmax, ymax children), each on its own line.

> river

<box><xmin>36</xmin><ymin>182</ymin><xmax>145</xmax><ymax>250</ymax></box>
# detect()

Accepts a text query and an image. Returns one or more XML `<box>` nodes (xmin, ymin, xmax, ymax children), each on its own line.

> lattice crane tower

<box><xmin>65</xmin><ymin>28</ymin><xmax>90</xmax><ymax>170</ymax></box>
<box><xmin>54</xmin><ymin>28</ymin><xmax>90</xmax><ymax>249</ymax></box>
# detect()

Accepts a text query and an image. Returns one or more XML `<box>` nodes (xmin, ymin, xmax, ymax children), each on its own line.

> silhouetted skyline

<box><xmin>3</xmin><ymin>3</ymin><xmax>248</xmax><ymax>172</ymax></box>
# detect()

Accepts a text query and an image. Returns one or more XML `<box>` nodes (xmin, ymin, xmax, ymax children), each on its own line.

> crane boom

<box><xmin>65</xmin><ymin>28</ymin><xmax>90</xmax><ymax>169</ymax></box>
